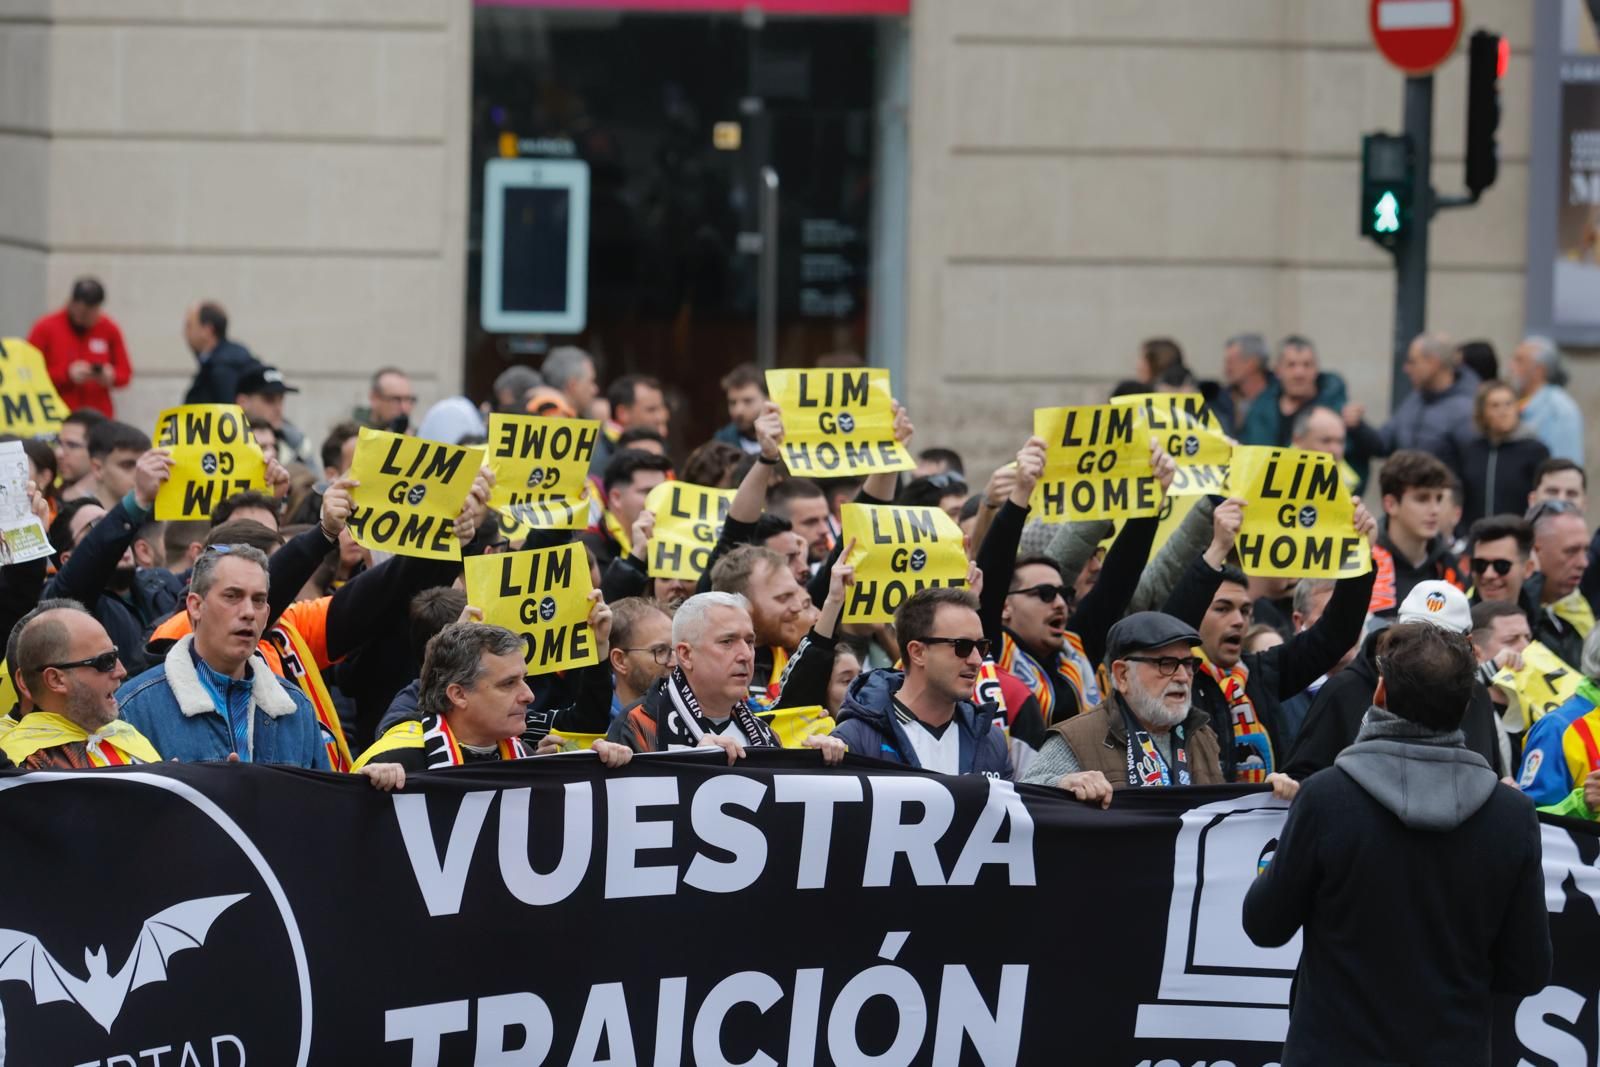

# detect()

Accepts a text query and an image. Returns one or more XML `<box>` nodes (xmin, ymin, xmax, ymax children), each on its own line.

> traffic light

<box><xmin>1361</xmin><ymin>132</ymin><xmax>1413</xmax><ymax>250</ymax></box>
<box><xmin>1465</xmin><ymin>29</ymin><xmax>1505</xmax><ymax>196</ymax></box>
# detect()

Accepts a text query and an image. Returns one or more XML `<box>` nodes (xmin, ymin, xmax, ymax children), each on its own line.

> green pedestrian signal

<box><xmin>1373</xmin><ymin>191</ymin><xmax>1401</xmax><ymax>233</ymax></box>
<box><xmin>1361</xmin><ymin>132</ymin><xmax>1413</xmax><ymax>251</ymax></box>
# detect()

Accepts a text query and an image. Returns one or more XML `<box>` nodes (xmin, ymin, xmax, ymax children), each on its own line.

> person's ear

<box><xmin>607</xmin><ymin>646</ymin><xmax>627</xmax><ymax>675</ymax></box>
<box><xmin>1373</xmin><ymin>677</ymin><xmax>1388</xmax><ymax>709</ymax></box>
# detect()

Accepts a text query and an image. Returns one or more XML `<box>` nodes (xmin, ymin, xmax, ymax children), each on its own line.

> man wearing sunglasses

<box><xmin>830</xmin><ymin>587</ymin><xmax>1014</xmax><ymax>778</ymax></box>
<box><xmin>1</xmin><ymin>604</ymin><xmax>159</xmax><ymax>769</ymax></box>
<box><xmin>1462</xmin><ymin>515</ymin><xmax>1536</xmax><ymax>608</ymax></box>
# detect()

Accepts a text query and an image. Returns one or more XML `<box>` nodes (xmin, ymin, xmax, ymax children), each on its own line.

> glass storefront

<box><xmin>469</xmin><ymin>3</ymin><xmax>904</xmax><ymax>449</ymax></box>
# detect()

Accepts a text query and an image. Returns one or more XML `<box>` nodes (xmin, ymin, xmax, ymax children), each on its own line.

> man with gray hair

<box><xmin>606</xmin><ymin>591</ymin><xmax>847</xmax><ymax>765</ymax></box>
<box><xmin>353</xmin><ymin>621</ymin><xmax>633</xmax><ymax>790</ymax></box>
<box><xmin>1510</xmin><ymin>335</ymin><xmax>1585</xmax><ymax>462</ymax></box>
<box><xmin>527</xmin><ymin>346</ymin><xmax>599</xmax><ymax>420</ymax></box>
<box><xmin>1213</xmin><ymin>332</ymin><xmax>1271</xmax><ymax>433</ymax></box>
<box><xmin>1347</xmin><ymin>330</ymin><xmax>1479</xmax><ymax>482</ymax></box>
<box><xmin>118</xmin><ymin>544</ymin><xmax>328</xmax><ymax>766</ymax></box>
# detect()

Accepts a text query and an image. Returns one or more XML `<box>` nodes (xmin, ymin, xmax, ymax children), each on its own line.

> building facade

<box><xmin>0</xmin><ymin>0</ymin><xmax>1564</xmax><ymax>482</ymax></box>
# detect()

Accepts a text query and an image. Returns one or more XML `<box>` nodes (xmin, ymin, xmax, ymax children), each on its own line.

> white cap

<box><xmin>1397</xmin><ymin>580</ymin><xmax>1472</xmax><ymax>635</ymax></box>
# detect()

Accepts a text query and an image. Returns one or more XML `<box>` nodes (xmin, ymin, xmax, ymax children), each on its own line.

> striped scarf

<box><xmin>420</xmin><ymin>712</ymin><xmax>528</xmax><ymax>768</ymax></box>
<box><xmin>998</xmin><ymin>630</ymin><xmax>1101</xmax><ymax>723</ymax></box>
<box><xmin>1198</xmin><ymin>657</ymin><xmax>1273</xmax><ymax>782</ymax></box>
<box><xmin>603</xmin><ymin>509</ymin><xmax>632</xmax><ymax>558</ymax></box>
<box><xmin>265</xmin><ymin>620</ymin><xmax>353</xmax><ymax>773</ymax></box>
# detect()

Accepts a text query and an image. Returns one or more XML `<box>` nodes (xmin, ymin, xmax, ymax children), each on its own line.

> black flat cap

<box><xmin>1105</xmin><ymin>611</ymin><xmax>1201</xmax><ymax>662</ymax></box>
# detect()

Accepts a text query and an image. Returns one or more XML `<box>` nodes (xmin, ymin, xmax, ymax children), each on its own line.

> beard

<box><xmin>1126</xmin><ymin>684</ymin><xmax>1189</xmax><ymax>731</ymax></box>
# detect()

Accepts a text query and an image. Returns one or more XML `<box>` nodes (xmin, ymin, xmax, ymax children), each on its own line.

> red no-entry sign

<box><xmin>1369</xmin><ymin>0</ymin><xmax>1463</xmax><ymax>75</ymax></box>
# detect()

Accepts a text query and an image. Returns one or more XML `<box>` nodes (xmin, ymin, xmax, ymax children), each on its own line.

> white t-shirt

<box><xmin>895</xmin><ymin>699</ymin><xmax>960</xmax><ymax>774</ymax></box>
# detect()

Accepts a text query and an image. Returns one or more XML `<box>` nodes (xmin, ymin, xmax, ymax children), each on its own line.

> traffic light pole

<box><xmin>1392</xmin><ymin>75</ymin><xmax>1433</xmax><ymax>408</ymax></box>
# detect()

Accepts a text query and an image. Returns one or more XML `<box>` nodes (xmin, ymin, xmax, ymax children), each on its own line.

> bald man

<box><xmin>1348</xmin><ymin>331</ymin><xmax>1477</xmax><ymax>482</ymax></box>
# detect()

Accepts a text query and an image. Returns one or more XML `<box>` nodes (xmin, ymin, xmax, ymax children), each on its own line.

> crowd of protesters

<box><xmin>5</xmin><ymin>276</ymin><xmax>1594</xmax><ymax>1060</ymax></box>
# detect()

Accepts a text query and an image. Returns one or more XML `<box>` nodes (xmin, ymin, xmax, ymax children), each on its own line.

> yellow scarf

<box><xmin>1552</xmin><ymin>591</ymin><xmax>1596</xmax><ymax>638</ymax></box>
<box><xmin>0</xmin><ymin>712</ymin><xmax>161</xmax><ymax>766</ymax></box>
<box><xmin>1197</xmin><ymin>654</ymin><xmax>1273</xmax><ymax>783</ymax></box>
<box><xmin>603</xmin><ymin>509</ymin><xmax>632</xmax><ymax>558</ymax></box>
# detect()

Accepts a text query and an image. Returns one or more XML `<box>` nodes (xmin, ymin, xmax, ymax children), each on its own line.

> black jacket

<box><xmin>1458</xmin><ymin>435</ymin><xmax>1549</xmax><ymax>533</ymax></box>
<box><xmin>184</xmin><ymin>340</ymin><xmax>258</xmax><ymax>406</ymax></box>
<box><xmin>1244</xmin><ymin>752</ymin><xmax>1549</xmax><ymax>1065</ymax></box>
<box><xmin>1372</xmin><ymin>528</ymin><xmax>1462</xmax><ymax>616</ymax></box>
<box><xmin>1522</xmin><ymin>572</ymin><xmax>1588</xmax><ymax>671</ymax></box>
<box><xmin>1281</xmin><ymin>629</ymin><xmax>1506</xmax><ymax>780</ymax></box>
<box><xmin>1161</xmin><ymin>556</ymin><xmax>1374</xmax><ymax>780</ymax></box>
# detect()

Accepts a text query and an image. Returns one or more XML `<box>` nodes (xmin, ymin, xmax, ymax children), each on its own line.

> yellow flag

<box><xmin>464</xmin><ymin>542</ymin><xmax>598</xmax><ymax>676</ymax></box>
<box><xmin>1111</xmin><ymin>392</ymin><xmax>1232</xmax><ymax>498</ymax></box>
<box><xmin>0</xmin><ymin>659</ymin><xmax>18</xmax><ymax>718</ymax></box>
<box><xmin>0</xmin><ymin>338</ymin><xmax>69</xmax><ymax>435</ymax></box>
<box><xmin>1031</xmin><ymin>404</ymin><xmax>1161</xmax><ymax>522</ymax></box>
<box><xmin>840</xmin><ymin>503</ymin><xmax>969</xmax><ymax>623</ymax></box>
<box><xmin>485</xmin><ymin>414</ymin><xmax>600</xmax><ymax>534</ymax></box>
<box><xmin>1224</xmin><ymin>446</ymin><xmax>1371</xmax><ymax>579</ymax></box>
<box><xmin>756</xmin><ymin>705</ymin><xmax>837</xmax><ymax>747</ymax></box>
<box><xmin>765</xmin><ymin>368</ymin><xmax>913</xmax><ymax>476</ymax></box>
<box><xmin>1491</xmin><ymin>640</ymin><xmax>1584</xmax><ymax>733</ymax></box>
<box><xmin>347</xmin><ymin>428</ymin><xmax>484</xmax><ymax>561</ymax></box>
<box><xmin>645</xmin><ymin>481</ymin><xmax>735</xmax><ymax>580</ymax></box>
<box><xmin>151</xmin><ymin>405</ymin><xmax>268</xmax><ymax>521</ymax></box>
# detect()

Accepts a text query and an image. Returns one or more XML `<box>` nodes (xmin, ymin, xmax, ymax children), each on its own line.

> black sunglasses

<box><xmin>1007</xmin><ymin>583</ymin><xmax>1069</xmax><ymax>605</ymax></box>
<box><xmin>42</xmin><ymin>648</ymin><xmax>120</xmax><ymax>673</ymax></box>
<box><xmin>918</xmin><ymin>636</ymin><xmax>992</xmax><ymax>658</ymax></box>
<box><xmin>1526</xmin><ymin>499</ymin><xmax>1580</xmax><ymax>524</ymax></box>
<box><xmin>1470</xmin><ymin>558</ymin><xmax>1515</xmax><ymax>576</ymax></box>
<box><xmin>1123</xmin><ymin>654</ymin><xmax>1202</xmax><ymax>677</ymax></box>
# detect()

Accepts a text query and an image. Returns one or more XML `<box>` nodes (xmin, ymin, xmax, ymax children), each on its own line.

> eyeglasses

<box><xmin>622</xmin><ymin>644</ymin><xmax>674</xmax><ymax>666</ymax></box>
<box><xmin>1123</xmin><ymin>654</ymin><xmax>1202</xmax><ymax>677</ymax></box>
<box><xmin>1470</xmin><ymin>557</ymin><xmax>1515</xmax><ymax>576</ymax></box>
<box><xmin>918</xmin><ymin>636</ymin><xmax>992</xmax><ymax>658</ymax></box>
<box><xmin>1007</xmin><ymin>583</ymin><xmax>1069</xmax><ymax>605</ymax></box>
<box><xmin>41</xmin><ymin>649</ymin><xmax>121</xmax><ymax>673</ymax></box>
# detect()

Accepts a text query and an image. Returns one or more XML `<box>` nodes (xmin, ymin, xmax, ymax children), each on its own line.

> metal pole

<box><xmin>1393</xmin><ymin>75</ymin><xmax>1433</xmax><ymax>408</ymax></box>
<box><xmin>757</xmin><ymin>165</ymin><xmax>780</xmax><ymax>372</ymax></box>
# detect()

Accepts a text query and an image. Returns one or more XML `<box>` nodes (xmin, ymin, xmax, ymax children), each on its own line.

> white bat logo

<box><xmin>0</xmin><ymin>893</ymin><xmax>246</xmax><ymax>1033</ymax></box>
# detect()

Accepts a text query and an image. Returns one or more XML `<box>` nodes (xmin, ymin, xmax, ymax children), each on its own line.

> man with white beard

<box><xmin>1021</xmin><ymin>612</ymin><xmax>1300</xmax><ymax>805</ymax></box>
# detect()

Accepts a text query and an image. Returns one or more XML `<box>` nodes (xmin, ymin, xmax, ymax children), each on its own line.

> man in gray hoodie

<box><xmin>1347</xmin><ymin>330</ymin><xmax>1480</xmax><ymax>483</ymax></box>
<box><xmin>1243</xmin><ymin>621</ymin><xmax>1550</xmax><ymax>1066</ymax></box>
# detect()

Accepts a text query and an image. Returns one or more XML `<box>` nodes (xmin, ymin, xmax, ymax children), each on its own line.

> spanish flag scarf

<box><xmin>603</xmin><ymin>510</ymin><xmax>632</xmax><ymax>559</ymax></box>
<box><xmin>420</xmin><ymin>712</ymin><xmax>528</xmax><ymax>768</ymax></box>
<box><xmin>0</xmin><ymin>712</ymin><xmax>161</xmax><ymax>767</ymax></box>
<box><xmin>1197</xmin><ymin>656</ymin><xmax>1273</xmax><ymax>782</ymax></box>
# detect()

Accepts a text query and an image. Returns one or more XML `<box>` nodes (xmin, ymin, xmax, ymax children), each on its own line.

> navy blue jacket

<box><xmin>831</xmin><ymin>669</ymin><xmax>1012</xmax><ymax>779</ymax></box>
<box><xmin>184</xmin><ymin>340</ymin><xmax>258</xmax><ymax>405</ymax></box>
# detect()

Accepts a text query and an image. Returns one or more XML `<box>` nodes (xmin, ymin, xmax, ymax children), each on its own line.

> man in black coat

<box><xmin>1243</xmin><ymin>621</ymin><xmax>1550</xmax><ymax>1066</ymax></box>
<box><xmin>1159</xmin><ymin>495</ymin><xmax>1375</xmax><ymax>781</ymax></box>
<box><xmin>1283</xmin><ymin>579</ymin><xmax>1506</xmax><ymax>780</ymax></box>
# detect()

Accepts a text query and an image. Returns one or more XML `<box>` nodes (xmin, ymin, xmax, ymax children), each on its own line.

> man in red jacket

<box><xmin>27</xmin><ymin>277</ymin><xmax>133</xmax><ymax>417</ymax></box>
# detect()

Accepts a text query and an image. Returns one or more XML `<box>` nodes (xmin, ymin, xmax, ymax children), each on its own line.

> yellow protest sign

<box><xmin>765</xmin><ymin>367</ymin><xmax>913</xmax><ymax>476</ymax></box>
<box><xmin>757</xmin><ymin>706</ymin><xmax>837</xmax><ymax>747</ymax></box>
<box><xmin>547</xmin><ymin>730</ymin><xmax>605</xmax><ymax>751</ymax></box>
<box><xmin>1031</xmin><ymin>404</ymin><xmax>1161</xmax><ymax>522</ymax></box>
<box><xmin>486</xmin><ymin>414</ymin><xmax>599</xmax><ymax>534</ymax></box>
<box><xmin>151</xmin><ymin>405</ymin><xmax>268</xmax><ymax>521</ymax></box>
<box><xmin>0</xmin><ymin>338</ymin><xmax>68</xmax><ymax>435</ymax></box>
<box><xmin>347</xmin><ymin>428</ymin><xmax>484</xmax><ymax>561</ymax></box>
<box><xmin>0</xmin><ymin>659</ymin><xmax>18</xmax><ymax>717</ymax></box>
<box><xmin>840</xmin><ymin>503</ymin><xmax>969</xmax><ymax>623</ymax></box>
<box><xmin>1112</xmin><ymin>392</ymin><xmax>1232</xmax><ymax>498</ymax></box>
<box><xmin>1491</xmin><ymin>641</ymin><xmax>1584</xmax><ymax>733</ymax></box>
<box><xmin>645</xmin><ymin>480</ymin><xmax>735</xmax><ymax>581</ymax></box>
<box><xmin>1224</xmin><ymin>446</ymin><xmax>1371</xmax><ymax>579</ymax></box>
<box><xmin>464</xmin><ymin>542</ymin><xmax>598</xmax><ymax>676</ymax></box>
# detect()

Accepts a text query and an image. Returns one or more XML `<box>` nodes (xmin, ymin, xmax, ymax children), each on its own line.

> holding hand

<box><xmin>132</xmin><ymin>448</ymin><xmax>175</xmax><ymax>510</ymax></box>
<box><xmin>587</xmin><ymin>590</ymin><xmax>614</xmax><ymax>652</ymax></box>
<box><xmin>265</xmin><ymin>456</ymin><xmax>291</xmax><ymax>499</ymax></box>
<box><xmin>1204</xmin><ymin>496</ymin><xmax>1246</xmax><ymax>570</ymax></box>
<box><xmin>1267</xmin><ymin>772</ymin><xmax>1300</xmax><ymax>803</ymax></box>
<box><xmin>699</xmin><ymin>733</ymin><xmax>746</xmax><ymax>765</ymax></box>
<box><xmin>1010</xmin><ymin>436</ymin><xmax>1047</xmax><ymax>509</ymax></box>
<box><xmin>319</xmin><ymin>476</ymin><xmax>358</xmax><ymax>540</ymax></box>
<box><xmin>890</xmin><ymin>400</ymin><xmax>915</xmax><ymax>447</ymax></box>
<box><xmin>1058</xmin><ymin>770</ymin><xmax>1113</xmax><ymax>809</ymax></box>
<box><xmin>755</xmin><ymin>401</ymin><xmax>785</xmax><ymax>461</ymax></box>
<box><xmin>631</xmin><ymin>509</ymin><xmax>655</xmax><ymax>562</ymax></box>
<box><xmin>360</xmin><ymin>763</ymin><xmax>406</xmax><ymax>792</ymax></box>
<box><xmin>1352</xmin><ymin>498</ymin><xmax>1377</xmax><ymax>543</ymax></box>
<box><xmin>805</xmin><ymin>734</ymin><xmax>848</xmax><ymax>766</ymax></box>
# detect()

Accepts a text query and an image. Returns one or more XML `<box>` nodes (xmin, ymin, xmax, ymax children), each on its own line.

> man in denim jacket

<box><xmin>117</xmin><ymin>543</ymin><xmax>327</xmax><ymax>768</ymax></box>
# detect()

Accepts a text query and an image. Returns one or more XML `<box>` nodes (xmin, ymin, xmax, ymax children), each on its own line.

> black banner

<box><xmin>0</xmin><ymin>753</ymin><xmax>1596</xmax><ymax>1066</ymax></box>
